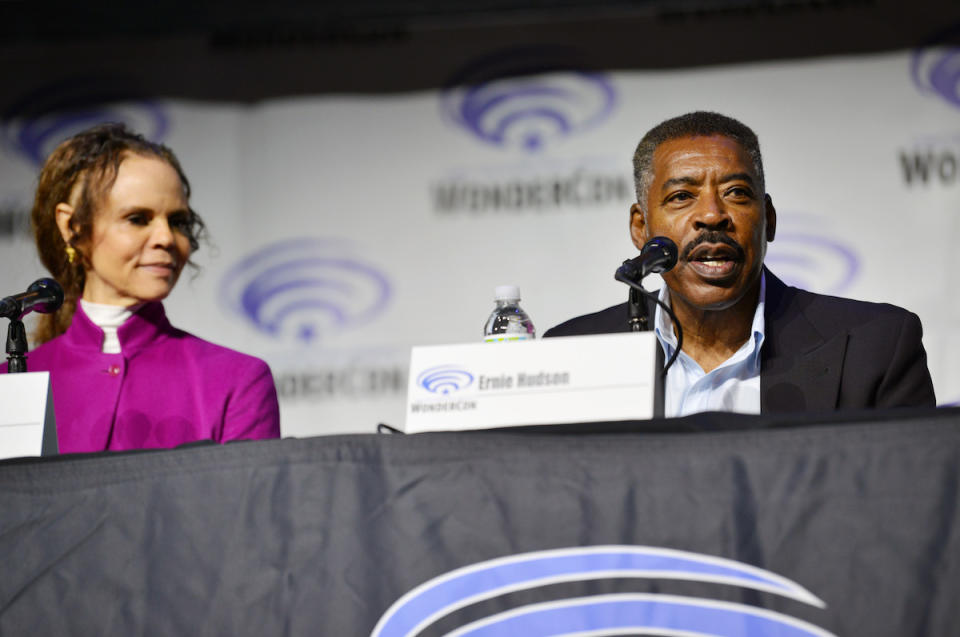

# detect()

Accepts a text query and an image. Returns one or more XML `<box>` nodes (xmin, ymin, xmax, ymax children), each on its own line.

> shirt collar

<box><xmin>65</xmin><ymin>301</ymin><xmax>172</xmax><ymax>357</ymax></box>
<box><xmin>79</xmin><ymin>299</ymin><xmax>138</xmax><ymax>330</ymax></box>
<box><xmin>653</xmin><ymin>271</ymin><xmax>767</xmax><ymax>363</ymax></box>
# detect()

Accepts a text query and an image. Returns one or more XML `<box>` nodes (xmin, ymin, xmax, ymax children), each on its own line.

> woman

<box><xmin>14</xmin><ymin>123</ymin><xmax>280</xmax><ymax>453</ymax></box>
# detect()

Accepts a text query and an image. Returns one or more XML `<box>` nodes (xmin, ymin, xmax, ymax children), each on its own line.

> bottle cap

<box><xmin>494</xmin><ymin>285</ymin><xmax>521</xmax><ymax>301</ymax></box>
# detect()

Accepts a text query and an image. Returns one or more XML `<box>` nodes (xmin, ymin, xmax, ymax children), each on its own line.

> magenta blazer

<box><xmin>6</xmin><ymin>302</ymin><xmax>280</xmax><ymax>453</ymax></box>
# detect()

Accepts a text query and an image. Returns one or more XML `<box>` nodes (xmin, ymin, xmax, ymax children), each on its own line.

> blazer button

<box><xmin>107</xmin><ymin>364</ymin><xmax>121</xmax><ymax>376</ymax></box>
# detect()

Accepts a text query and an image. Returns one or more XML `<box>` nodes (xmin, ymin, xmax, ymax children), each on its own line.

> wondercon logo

<box><xmin>0</xmin><ymin>78</ymin><xmax>168</xmax><ymax>165</ymax></box>
<box><xmin>911</xmin><ymin>28</ymin><xmax>960</xmax><ymax>109</ymax></box>
<box><xmin>764</xmin><ymin>214</ymin><xmax>860</xmax><ymax>295</ymax></box>
<box><xmin>440</xmin><ymin>46</ymin><xmax>616</xmax><ymax>152</ymax></box>
<box><xmin>372</xmin><ymin>545</ymin><xmax>834</xmax><ymax>637</ymax></box>
<box><xmin>416</xmin><ymin>365</ymin><xmax>475</xmax><ymax>395</ymax></box>
<box><xmin>220</xmin><ymin>238</ymin><xmax>391</xmax><ymax>344</ymax></box>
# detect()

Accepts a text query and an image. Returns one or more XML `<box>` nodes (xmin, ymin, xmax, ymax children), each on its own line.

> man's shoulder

<box><xmin>769</xmin><ymin>277</ymin><xmax>921</xmax><ymax>328</ymax></box>
<box><xmin>543</xmin><ymin>302</ymin><xmax>632</xmax><ymax>338</ymax></box>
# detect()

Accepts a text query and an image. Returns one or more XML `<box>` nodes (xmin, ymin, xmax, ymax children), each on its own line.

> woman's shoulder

<box><xmin>167</xmin><ymin>328</ymin><xmax>272</xmax><ymax>372</ymax></box>
<box><xmin>26</xmin><ymin>332</ymin><xmax>68</xmax><ymax>364</ymax></box>
<box><xmin>132</xmin><ymin>304</ymin><xmax>268</xmax><ymax>371</ymax></box>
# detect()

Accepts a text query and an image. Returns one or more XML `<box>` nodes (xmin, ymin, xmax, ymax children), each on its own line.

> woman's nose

<box><xmin>150</xmin><ymin>218</ymin><xmax>175</xmax><ymax>247</ymax></box>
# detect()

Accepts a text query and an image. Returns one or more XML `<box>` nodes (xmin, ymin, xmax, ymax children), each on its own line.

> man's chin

<box><xmin>668</xmin><ymin>278</ymin><xmax>756</xmax><ymax>313</ymax></box>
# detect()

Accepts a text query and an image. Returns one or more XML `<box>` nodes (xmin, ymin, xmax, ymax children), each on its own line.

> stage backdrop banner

<box><xmin>1</xmin><ymin>47</ymin><xmax>958</xmax><ymax>437</ymax></box>
<box><xmin>0</xmin><ymin>409</ymin><xmax>958</xmax><ymax>635</ymax></box>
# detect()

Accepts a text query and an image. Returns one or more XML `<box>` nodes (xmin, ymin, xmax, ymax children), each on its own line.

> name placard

<box><xmin>0</xmin><ymin>371</ymin><xmax>58</xmax><ymax>459</ymax></box>
<box><xmin>405</xmin><ymin>333</ymin><xmax>657</xmax><ymax>433</ymax></box>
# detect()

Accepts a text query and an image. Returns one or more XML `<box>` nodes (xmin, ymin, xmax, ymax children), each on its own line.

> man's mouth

<box><xmin>684</xmin><ymin>243</ymin><xmax>743</xmax><ymax>279</ymax></box>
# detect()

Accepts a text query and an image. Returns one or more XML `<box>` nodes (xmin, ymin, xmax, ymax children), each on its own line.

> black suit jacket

<box><xmin>543</xmin><ymin>270</ymin><xmax>936</xmax><ymax>413</ymax></box>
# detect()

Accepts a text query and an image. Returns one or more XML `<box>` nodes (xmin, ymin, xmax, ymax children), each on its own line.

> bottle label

<box><xmin>484</xmin><ymin>334</ymin><xmax>533</xmax><ymax>343</ymax></box>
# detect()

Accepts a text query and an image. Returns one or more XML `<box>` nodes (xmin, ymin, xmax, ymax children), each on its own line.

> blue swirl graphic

<box><xmin>416</xmin><ymin>365</ymin><xmax>475</xmax><ymax>394</ymax></box>
<box><xmin>220</xmin><ymin>238</ymin><xmax>390</xmax><ymax>343</ymax></box>
<box><xmin>371</xmin><ymin>545</ymin><xmax>829</xmax><ymax>637</ymax></box>
<box><xmin>441</xmin><ymin>46</ymin><xmax>616</xmax><ymax>152</ymax></box>
<box><xmin>0</xmin><ymin>78</ymin><xmax>168</xmax><ymax>165</ymax></box>
<box><xmin>448</xmin><ymin>594</ymin><xmax>834</xmax><ymax>637</ymax></box>
<box><xmin>912</xmin><ymin>28</ymin><xmax>960</xmax><ymax>109</ymax></box>
<box><xmin>765</xmin><ymin>224</ymin><xmax>860</xmax><ymax>295</ymax></box>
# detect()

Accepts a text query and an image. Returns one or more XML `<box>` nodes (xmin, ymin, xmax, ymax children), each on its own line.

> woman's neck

<box><xmin>79</xmin><ymin>299</ymin><xmax>142</xmax><ymax>353</ymax></box>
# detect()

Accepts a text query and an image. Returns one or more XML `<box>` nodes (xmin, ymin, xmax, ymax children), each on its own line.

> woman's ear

<box><xmin>54</xmin><ymin>203</ymin><xmax>76</xmax><ymax>245</ymax></box>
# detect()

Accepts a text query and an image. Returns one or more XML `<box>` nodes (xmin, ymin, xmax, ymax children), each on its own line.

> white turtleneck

<box><xmin>79</xmin><ymin>300</ymin><xmax>140</xmax><ymax>354</ymax></box>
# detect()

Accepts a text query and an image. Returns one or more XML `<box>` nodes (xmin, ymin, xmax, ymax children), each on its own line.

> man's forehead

<box><xmin>652</xmin><ymin>134</ymin><xmax>754</xmax><ymax>176</ymax></box>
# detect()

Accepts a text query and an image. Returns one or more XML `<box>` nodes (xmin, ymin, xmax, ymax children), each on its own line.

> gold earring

<box><xmin>65</xmin><ymin>246</ymin><xmax>76</xmax><ymax>264</ymax></box>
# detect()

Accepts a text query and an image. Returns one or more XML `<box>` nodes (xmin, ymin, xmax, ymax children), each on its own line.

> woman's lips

<box><xmin>140</xmin><ymin>263</ymin><xmax>176</xmax><ymax>276</ymax></box>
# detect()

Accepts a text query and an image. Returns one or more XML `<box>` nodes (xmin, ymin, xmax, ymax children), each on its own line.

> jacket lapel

<box><xmin>761</xmin><ymin>271</ymin><xmax>847</xmax><ymax>412</ymax></box>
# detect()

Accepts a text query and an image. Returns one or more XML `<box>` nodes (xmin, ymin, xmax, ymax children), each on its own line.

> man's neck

<box><xmin>668</xmin><ymin>280</ymin><xmax>762</xmax><ymax>374</ymax></box>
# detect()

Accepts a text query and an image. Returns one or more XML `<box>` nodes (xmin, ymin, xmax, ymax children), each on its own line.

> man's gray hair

<box><xmin>632</xmin><ymin>111</ymin><xmax>765</xmax><ymax>211</ymax></box>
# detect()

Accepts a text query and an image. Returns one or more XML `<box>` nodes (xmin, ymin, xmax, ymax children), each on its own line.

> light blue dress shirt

<box><xmin>653</xmin><ymin>273</ymin><xmax>766</xmax><ymax>418</ymax></box>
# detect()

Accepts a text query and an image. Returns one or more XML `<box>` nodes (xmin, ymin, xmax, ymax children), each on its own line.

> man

<box><xmin>545</xmin><ymin>111</ymin><xmax>936</xmax><ymax>415</ymax></box>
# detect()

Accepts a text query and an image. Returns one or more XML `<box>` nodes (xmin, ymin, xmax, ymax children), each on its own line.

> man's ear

<box><xmin>54</xmin><ymin>203</ymin><xmax>76</xmax><ymax>245</ymax></box>
<box><xmin>764</xmin><ymin>194</ymin><xmax>777</xmax><ymax>242</ymax></box>
<box><xmin>629</xmin><ymin>203</ymin><xmax>648</xmax><ymax>250</ymax></box>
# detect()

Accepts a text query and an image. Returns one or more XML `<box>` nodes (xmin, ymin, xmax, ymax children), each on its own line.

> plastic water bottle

<box><xmin>483</xmin><ymin>285</ymin><xmax>536</xmax><ymax>342</ymax></box>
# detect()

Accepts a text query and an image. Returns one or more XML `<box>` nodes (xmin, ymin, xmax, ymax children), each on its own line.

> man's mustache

<box><xmin>680</xmin><ymin>231</ymin><xmax>745</xmax><ymax>261</ymax></box>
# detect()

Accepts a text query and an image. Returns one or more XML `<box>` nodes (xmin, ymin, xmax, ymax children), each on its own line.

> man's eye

<box><xmin>668</xmin><ymin>192</ymin><xmax>692</xmax><ymax>202</ymax></box>
<box><xmin>726</xmin><ymin>187</ymin><xmax>753</xmax><ymax>199</ymax></box>
<box><xmin>126</xmin><ymin>214</ymin><xmax>147</xmax><ymax>225</ymax></box>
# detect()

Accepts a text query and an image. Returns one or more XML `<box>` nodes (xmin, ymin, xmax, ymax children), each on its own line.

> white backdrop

<box><xmin>1</xmin><ymin>47</ymin><xmax>958</xmax><ymax>436</ymax></box>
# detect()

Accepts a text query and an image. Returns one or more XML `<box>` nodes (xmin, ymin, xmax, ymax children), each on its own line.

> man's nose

<box><xmin>692</xmin><ymin>192</ymin><xmax>731</xmax><ymax>230</ymax></box>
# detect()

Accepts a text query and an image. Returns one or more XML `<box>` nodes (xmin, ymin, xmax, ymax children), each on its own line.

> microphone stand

<box><xmin>614</xmin><ymin>272</ymin><xmax>683</xmax><ymax>375</ymax></box>
<box><xmin>616</xmin><ymin>237</ymin><xmax>681</xmax><ymax>419</ymax></box>
<box><xmin>627</xmin><ymin>287</ymin><xmax>648</xmax><ymax>332</ymax></box>
<box><xmin>5</xmin><ymin>318</ymin><xmax>27</xmax><ymax>373</ymax></box>
<box><xmin>617</xmin><ymin>277</ymin><xmax>678</xmax><ymax>420</ymax></box>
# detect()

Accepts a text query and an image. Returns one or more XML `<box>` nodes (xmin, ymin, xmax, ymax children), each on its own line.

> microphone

<box><xmin>614</xmin><ymin>236</ymin><xmax>684</xmax><ymax>383</ymax></box>
<box><xmin>0</xmin><ymin>278</ymin><xmax>65</xmax><ymax>320</ymax></box>
<box><xmin>615</xmin><ymin>236</ymin><xmax>678</xmax><ymax>283</ymax></box>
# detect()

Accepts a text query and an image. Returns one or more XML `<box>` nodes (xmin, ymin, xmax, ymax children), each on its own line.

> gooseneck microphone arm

<box><xmin>0</xmin><ymin>278</ymin><xmax>65</xmax><ymax>320</ymax></box>
<box><xmin>614</xmin><ymin>237</ymin><xmax>683</xmax><ymax>375</ymax></box>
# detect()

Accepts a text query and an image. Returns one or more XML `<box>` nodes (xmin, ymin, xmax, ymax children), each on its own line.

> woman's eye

<box><xmin>126</xmin><ymin>214</ymin><xmax>147</xmax><ymax>226</ymax></box>
<box><xmin>169</xmin><ymin>214</ymin><xmax>190</xmax><ymax>231</ymax></box>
